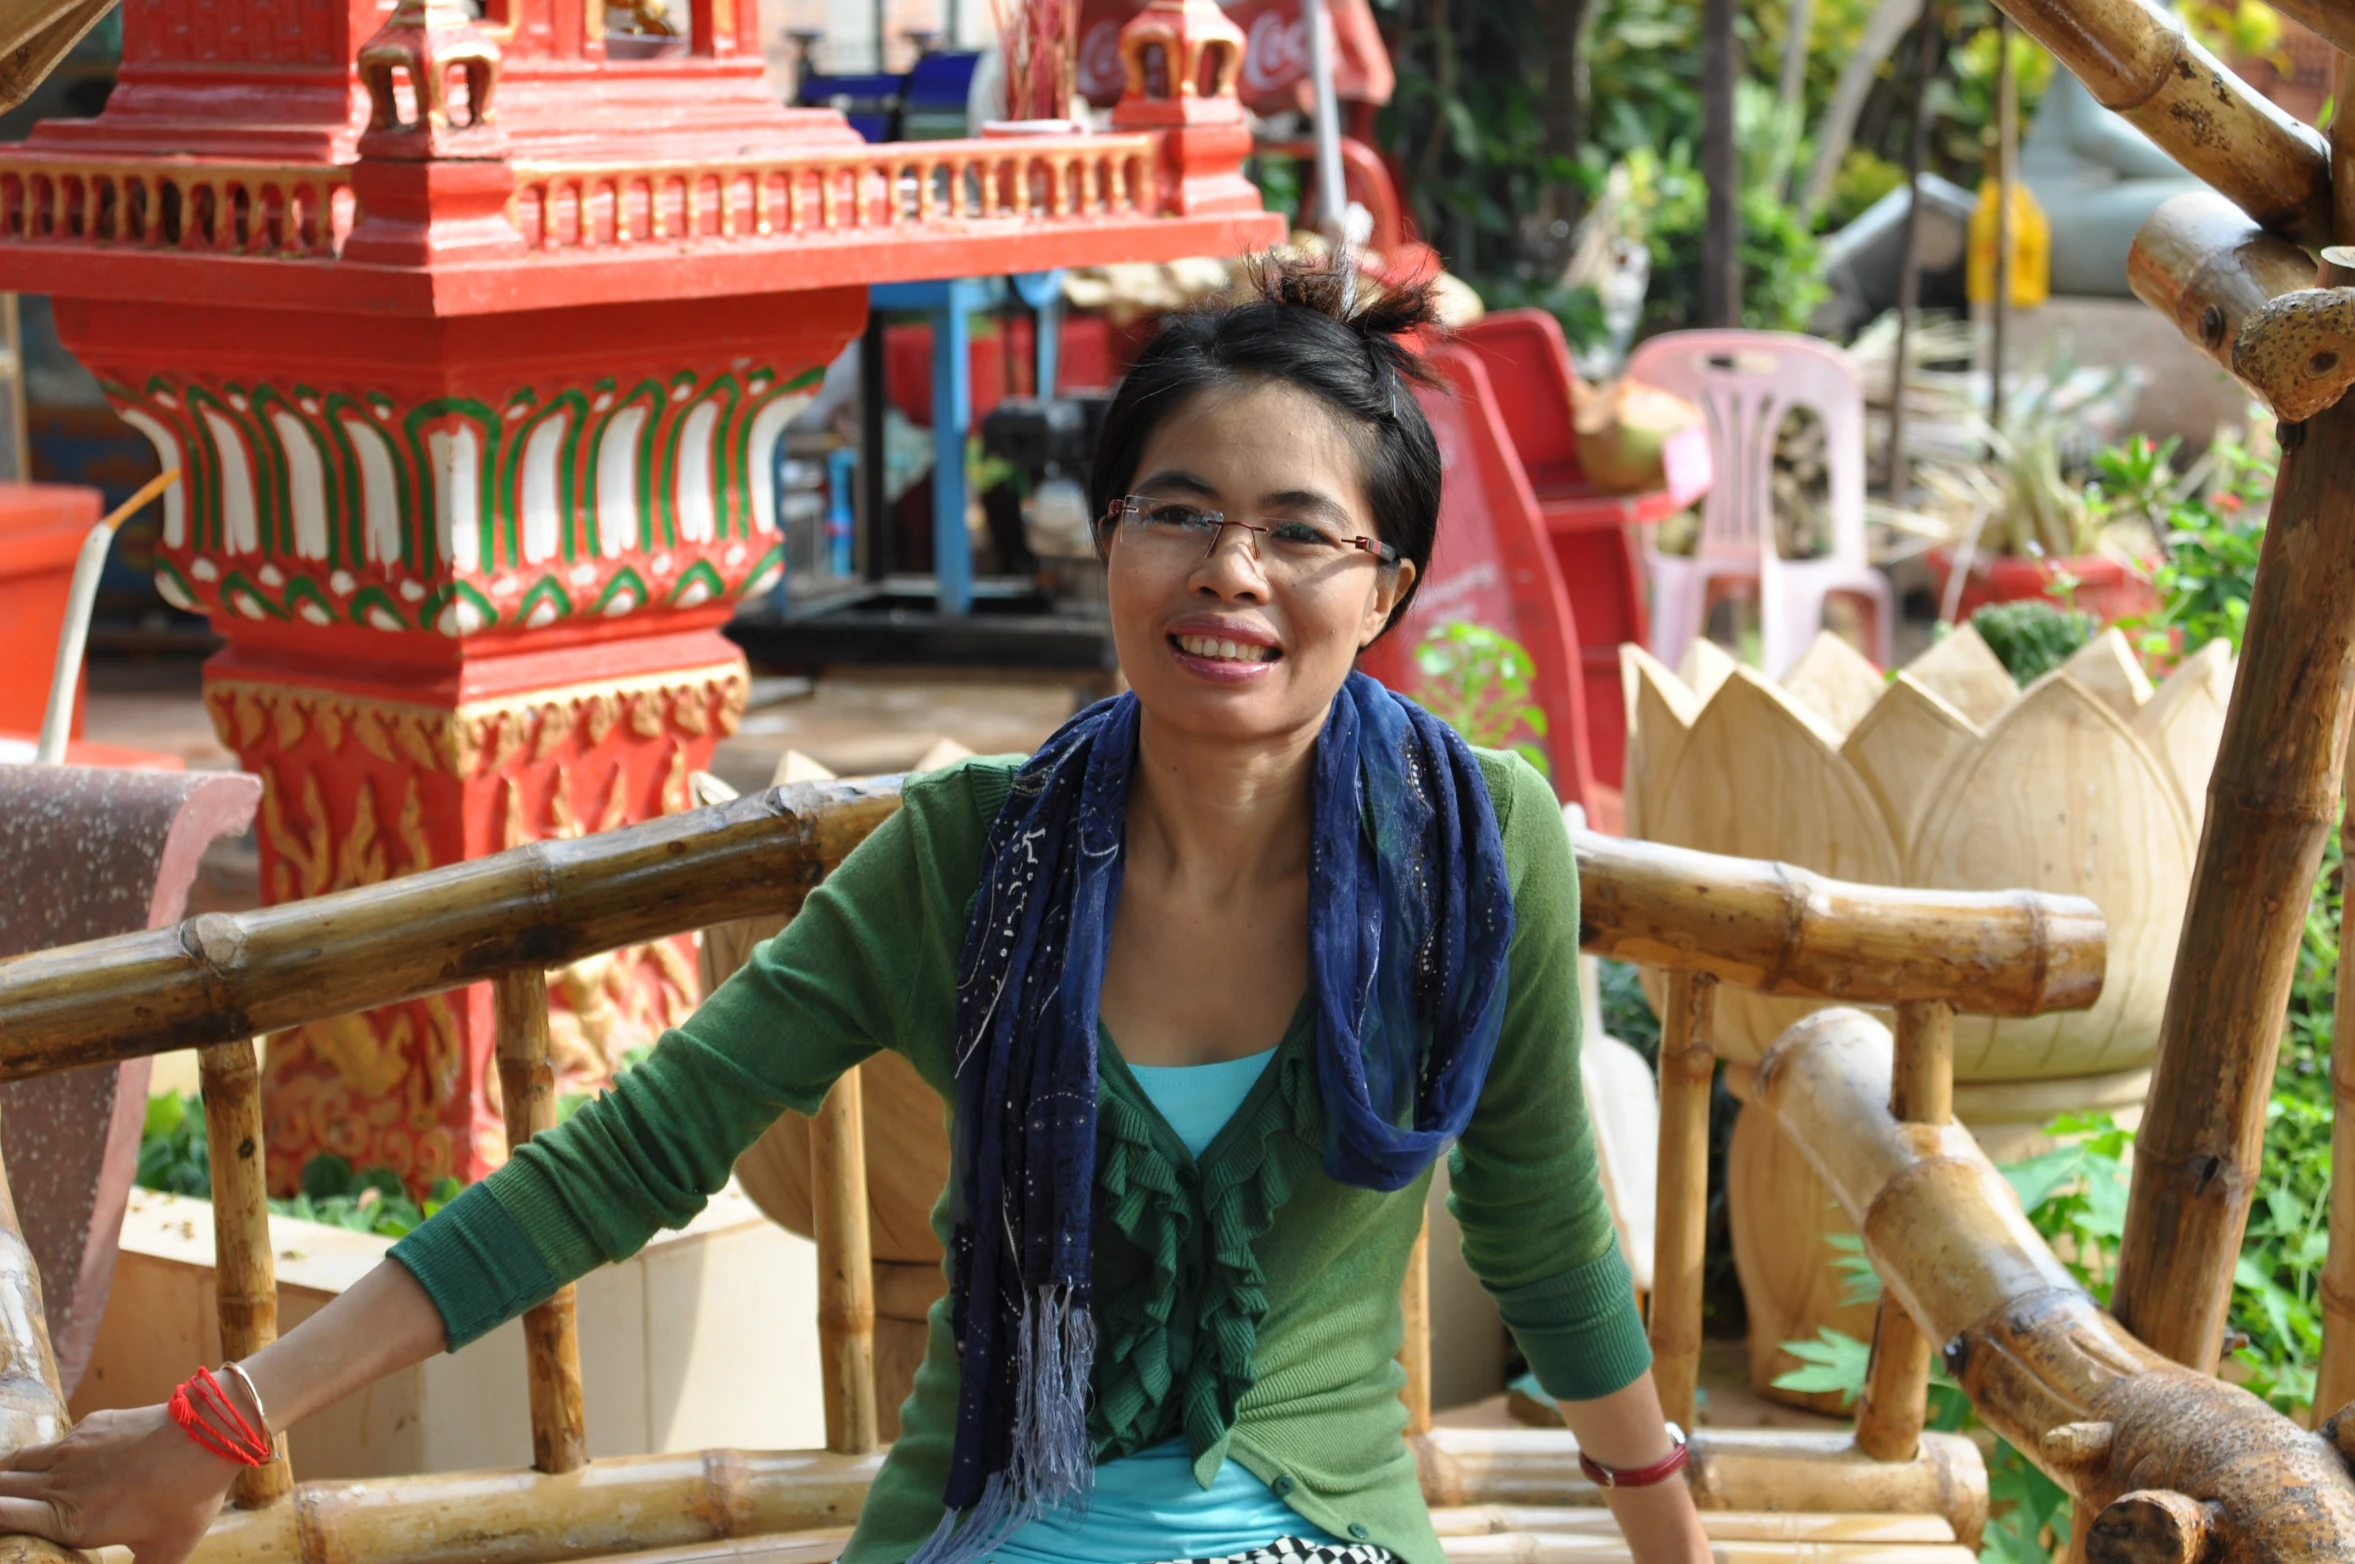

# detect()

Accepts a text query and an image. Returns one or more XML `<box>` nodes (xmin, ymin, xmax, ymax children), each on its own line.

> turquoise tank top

<box><xmin>991</xmin><ymin>1046</ymin><xmax>1345</xmax><ymax>1564</ymax></box>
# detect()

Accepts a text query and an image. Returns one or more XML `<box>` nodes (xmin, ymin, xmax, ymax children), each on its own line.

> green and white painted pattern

<box><xmin>114</xmin><ymin>363</ymin><xmax>819</xmax><ymax>636</ymax></box>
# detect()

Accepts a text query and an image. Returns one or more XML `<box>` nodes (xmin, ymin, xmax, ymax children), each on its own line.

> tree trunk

<box><xmin>1539</xmin><ymin>0</ymin><xmax>1593</xmax><ymax>230</ymax></box>
<box><xmin>1700</xmin><ymin>0</ymin><xmax>1741</xmax><ymax>327</ymax></box>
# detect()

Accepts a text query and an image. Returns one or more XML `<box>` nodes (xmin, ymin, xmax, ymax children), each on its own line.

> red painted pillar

<box><xmin>0</xmin><ymin>0</ymin><xmax>1277</xmax><ymax>1191</ymax></box>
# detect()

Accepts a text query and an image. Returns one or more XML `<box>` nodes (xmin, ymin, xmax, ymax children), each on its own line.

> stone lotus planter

<box><xmin>1621</xmin><ymin>624</ymin><xmax>2234</xmax><ymax>1407</ymax></box>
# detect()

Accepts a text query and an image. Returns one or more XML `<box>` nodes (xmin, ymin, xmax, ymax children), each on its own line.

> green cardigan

<box><xmin>391</xmin><ymin>749</ymin><xmax>1649</xmax><ymax>1564</ymax></box>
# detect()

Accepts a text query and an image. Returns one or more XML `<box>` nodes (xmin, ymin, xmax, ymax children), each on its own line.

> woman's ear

<box><xmin>1358</xmin><ymin>559</ymin><xmax>1417</xmax><ymax>648</ymax></box>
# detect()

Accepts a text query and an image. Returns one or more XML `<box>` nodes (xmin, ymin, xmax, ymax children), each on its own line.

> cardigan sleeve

<box><xmin>1446</xmin><ymin>753</ymin><xmax>1652</xmax><ymax>1403</ymax></box>
<box><xmin>390</xmin><ymin>759</ymin><xmax>1011</xmax><ymax>1350</ymax></box>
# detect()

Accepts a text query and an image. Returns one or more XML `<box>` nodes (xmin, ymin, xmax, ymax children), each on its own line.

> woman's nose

<box><xmin>1192</xmin><ymin>524</ymin><xmax>1270</xmax><ymax>596</ymax></box>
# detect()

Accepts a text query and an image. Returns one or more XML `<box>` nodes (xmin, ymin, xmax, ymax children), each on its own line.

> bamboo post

<box><xmin>1648</xmin><ymin>969</ymin><xmax>1718</xmax><ymax>1429</ymax></box>
<box><xmin>1402</xmin><ymin>1212</ymin><xmax>1432</xmax><ymax>1437</ymax></box>
<box><xmin>1853</xmin><ymin>1000</ymin><xmax>1952</xmax><ymax>1462</ymax></box>
<box><xmin>810</xmin><ymin>1069</ymin><xmax>878</xmax><ymax>1455</ymax></box>
<box><xmin>492</xmin><ymin>970</ymin><xmax>587</xmax><ymax>1476</ymax></box>
<box><xmin>196</xmin><ymin>1038</ymin><xmax>291</xmax><ymax>1508</ymax></box>
<box><xmin>2316</xmin><ymin>558</ymin><xmax>2355</xmax><ymax>1417</ymax></box>
<box><xmin>2110</xmin><ymin>44</ymin><xmax>2355</xmax><ymax>1374</ymax></box>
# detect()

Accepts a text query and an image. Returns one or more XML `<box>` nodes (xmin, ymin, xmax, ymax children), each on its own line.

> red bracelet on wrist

<box><xmin>1579</xmin><ymin>1422</ymin><xmax>1689</xmax><ymax>1489</ymax></box>
<box><xmin>168</xmin><ymin>1366</ymin><xmax>274</xmax><ymax>1468</ymax></box>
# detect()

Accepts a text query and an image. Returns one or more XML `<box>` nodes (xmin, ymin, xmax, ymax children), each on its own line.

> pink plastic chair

<box><xmin>1623</xmin><ymin>330</ymin><xmax>1893</xmax><ymax>676</ymax></box>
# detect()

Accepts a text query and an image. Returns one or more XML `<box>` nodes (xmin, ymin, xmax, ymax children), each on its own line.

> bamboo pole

<box><xmin>1413</xmin><ymin>1426</ymin><xmax>1987</xmax><ymax>1545</ymax></box>
<box><xmin>2126</xmin><ymin>191</ymin><xmax>2317</xmax><ymax>399</ymax></box>
<box><xmin>0</xmin><ymin>801</ymin><xmax>2102</xmax><ymax>1088</ymax></box>
<box><xmin>196</xmin><ymin>1038</ymin><xmax>291</xmax><ymax>1508</ymax></box>
<box><xmin>1758</xmin><ymin>1008</ymin><xmax>2355</xmax><ymax>1555</ymax></box>
<box><xmin>809</xmin><ymin>1070</ymin><xmax>877</xmax><ymax>1455</ymax></box>
<box><xmin>1986</xmin><ymin>0</ymin><xmax>2331</xmax><ymax>245</ymax></box>
<box><xmin>2320</xmin><ymin>753</ymin><xmax>2355</xmax><ymax>1417</ymax></box>
<box><xmin>1648</xmin><ymin>969</ymin><xmax>1717</xmax><ymax>1430</ymax></box>
<box><xmin>0</xmin><ymin>1107</ymin><xmax>92</xmax><ymax>1564</ymax></box>
<box><xmin>494</xmin><ymin>970</ymin><xmax>587</xmax><ymax>1477</ymax></box>
<box><xmin>1854</xmin><ymin>1000</ymin><xmax>1952</xmax><ymax>1463</ymax></box>
<box><xmin>1402</xmin><ymin>1212</ymin><xmax>1432</xmax><ymax>1437</ymax></box>
<box><xmin>0</xmin><ymin>778</ymin><xmax>905</xmax><ymax>1079</ymax></box>
<box><xmin>1571</xmin><ymin>831</ymin><xmax>2103</xmax><ymax>1016</ymax></box>
<box><xmin>2109</xmin><ymin>75</ymin><xmax>2355</xmax><ymax>1366</ymax></box>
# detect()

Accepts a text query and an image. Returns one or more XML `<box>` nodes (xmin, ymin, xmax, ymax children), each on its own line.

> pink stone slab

<box><xmin>0</xmin><ymin>766</ymin><xmax>261</xmax><ymax>1394</ymax></box>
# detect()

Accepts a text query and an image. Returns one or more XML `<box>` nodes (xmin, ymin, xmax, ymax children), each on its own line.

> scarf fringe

<box><xmin>907</xmin><ymin>1286</ymin><xmax>1097</xmax><ymax>1564</ymax></box>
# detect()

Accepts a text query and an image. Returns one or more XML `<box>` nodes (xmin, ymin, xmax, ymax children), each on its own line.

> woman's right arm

<box><xmin>0</xmin><ymin>1259</ymin><xmax>444</xmax><ymax>1564</ymax></box>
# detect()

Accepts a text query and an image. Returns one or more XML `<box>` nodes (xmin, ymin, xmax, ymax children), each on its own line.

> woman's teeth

<box><xmin>1176</xmin><ymin>634</ymin><xmax>1277</xmax><ymax>663</ymax></box>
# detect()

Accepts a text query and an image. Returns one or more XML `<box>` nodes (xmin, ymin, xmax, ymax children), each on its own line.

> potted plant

<box><xmin>1916</xmin><ymin>366</ymin><xmax>2170</xmax><ymax>627</ymax></box>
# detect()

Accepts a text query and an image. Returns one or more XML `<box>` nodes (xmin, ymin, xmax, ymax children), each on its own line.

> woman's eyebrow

<box><xmin>1132</xmin><ymin>469</ymin><xmax>1220</xmax><ymax>498</ymax></box>
<box><xmin>1263</xmin><ymin>488</ymin><xmax>1352</xmax><ymax>526</ymax></box>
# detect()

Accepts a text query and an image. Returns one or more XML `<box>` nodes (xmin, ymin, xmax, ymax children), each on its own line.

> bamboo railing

<box><xmin>0</xmin><ymin>778</ymin><xmax>2344</xmax><ymax>1563</ymax></box>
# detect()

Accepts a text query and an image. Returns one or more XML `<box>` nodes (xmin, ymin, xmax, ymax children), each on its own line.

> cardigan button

<box><xmin>1271</xmin><ymin>1474</ymin><xmax>1295</xmax><ymax>1496</ymax></box>
<box><xmin>1348</xmin><ymin>1523</ymin><xmax>1370</xmax><ymax>1540</ymax></box>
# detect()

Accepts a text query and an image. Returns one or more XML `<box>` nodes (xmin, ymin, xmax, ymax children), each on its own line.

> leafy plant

<box><xmin>1970</xmin><ymin>598</ymin><xmax>2096</xmax><ymax>685</ymax></box>
<box><xmin>137</xmin><ymin>1096</ymin><xmax>461</xmax><ymax>1240</ymax></box>
<box><xmin>137</xmin><ymin>1090</ymin><xmax>211</xmax><ymax>1197</ymax></box>
<box><xmin>2121</xmin><ymin>425</ymin><xmax>2275</xmax><ymax>663</ymax></box>
<box><xmin>1412</xmin><ymin>622</ymin><xmax>1552</xmax><ymax>778</ymax></box>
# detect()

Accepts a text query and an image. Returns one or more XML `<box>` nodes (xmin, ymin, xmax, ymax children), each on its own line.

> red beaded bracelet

<box><xmin>167</xmin><ymin>1366</ymin><xmax>273</xmax><ymax>1468</ymax></box>
<box><xmin>1579</xmin><ymin>1422</ymin><xmax>1689</xmax><ymax>1489</ymax></box>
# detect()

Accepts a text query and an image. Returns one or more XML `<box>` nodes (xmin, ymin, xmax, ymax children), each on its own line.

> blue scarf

<box><xmin>913</xmin><ymin>671</ymin><xmax>1514</xmax><ymax>1563</ymax></box>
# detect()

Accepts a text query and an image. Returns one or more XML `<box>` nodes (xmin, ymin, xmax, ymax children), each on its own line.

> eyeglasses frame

<box><xmin>1103</xmin><ymin>494</ymin><xmax>1401</xmax><ymax>569</ymax></box>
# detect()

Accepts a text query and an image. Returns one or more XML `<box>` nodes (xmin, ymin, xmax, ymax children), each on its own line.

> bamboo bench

<box><xmin>0</xmin><ymin>777</ymin><xmax>2338</xmax><ymax>1564</ymax></box>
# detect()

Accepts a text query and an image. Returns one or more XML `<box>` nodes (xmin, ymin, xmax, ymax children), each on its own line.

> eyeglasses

<box><xmin>1104</xmin><ymin>494</ymin><xmax>1400</xmax><ymax>575</ymax></box>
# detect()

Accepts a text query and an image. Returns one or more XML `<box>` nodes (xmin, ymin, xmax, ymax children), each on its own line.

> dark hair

<box><xmin>1088</xmin><ymin>250</ymin><xmax>1445</xmax><ymax>635</ymax></box>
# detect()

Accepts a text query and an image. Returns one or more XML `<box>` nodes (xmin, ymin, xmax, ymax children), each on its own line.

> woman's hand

<box><xmin>0</xmin><ymin>1259</ymin><xmax>448</xmax><ymax>1564</ymax></box>
<box><xmin>0</xmin><ymin>1404</ymin><xmax>241</xmax><ymax>1564</ymax></box>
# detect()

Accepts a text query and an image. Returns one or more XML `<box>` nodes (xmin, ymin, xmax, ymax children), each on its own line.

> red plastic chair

<box><xmin>1357</xmin><ymin>343</ymin><xmax>1614</xmax><ymax>829</ymax></box>
<box><xmin>1459</xmin><ymin>309</ymin><xmax>1711</xmax><ymax>792</ymax></box>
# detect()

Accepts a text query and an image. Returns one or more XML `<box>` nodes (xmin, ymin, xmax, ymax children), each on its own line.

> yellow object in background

<box><xmin>1967</xmin><ymin>175</ymin><xmax>2051</xmax><ymax>307</ymax></box>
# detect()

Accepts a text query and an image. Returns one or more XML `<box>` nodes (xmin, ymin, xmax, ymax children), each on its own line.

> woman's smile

<box><xmin>1167</xmin><ymin>615</ymin><xmax>1285</xmax><ymax>681</ymax></box>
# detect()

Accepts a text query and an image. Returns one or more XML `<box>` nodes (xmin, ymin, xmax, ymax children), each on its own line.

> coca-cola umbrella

<box><xmin>1075</xmin><ymin>0</ymin><xmax>1394</xmax><ymax>118</ymax></box>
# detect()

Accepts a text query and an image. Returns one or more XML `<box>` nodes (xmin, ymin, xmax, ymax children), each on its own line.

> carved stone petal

<box><xmin>1645</xmin><ymin>666</ymin><xmax>1900</xmax><ymax>1064</ymax></box>
<box><xmin>1780</xmin><ymin>629</ymin><xmax>1888</xmax><ymax>740</ymax></box>
<box><xmin>1620</xmin><ymin>643</ymin><xmax>1700</xmax><ymax>843</ymax></box>
<box><xmin>2133</xmin><ymin>638</ymin><xmax>2235</xmax><ymax>838</ymax></box>
<box><xmin>2061</xmin><ymin>628</ymin><xmax>2156</xmax><ymax>719</ymax></box>
<box><xmin>1907</xmin><ymin>673</ymin><xmax>2195</xmax><ymax>1081</ymax></box>
<box><xmin>1840</xmin><ymin>674</ymin><xmax>1981</xmax><ymax>859</ymax></box>
<box><xmin>1903</xmin><ymin>622</ymin><xmax>2019</xmax><ymax>727</ymax></box>
<box><xmin>1678</xmin><ymin>636</ymin><xmax>1739</xmax><ymax>705</ymax></box>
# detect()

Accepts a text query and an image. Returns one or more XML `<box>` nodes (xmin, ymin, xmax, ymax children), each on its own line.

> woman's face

<box><xmin>1105</xmin><ymin>380</ymin><xmax>1415</xmax><ymax>748</ymax></box>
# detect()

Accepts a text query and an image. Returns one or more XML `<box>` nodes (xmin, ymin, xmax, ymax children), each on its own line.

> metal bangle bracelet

<box><xmin>219</xmin><ymin>1360</ymin><xmax>273</xmax><ymax>1440</ymax></box>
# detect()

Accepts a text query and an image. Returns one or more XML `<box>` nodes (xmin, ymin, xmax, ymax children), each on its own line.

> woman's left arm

<box><xmin>1446</xmin><ymin>757</ymin><xmax>1707</xmax><ymax>1564</ymax></box>
<box><xmin>1554</xmin><ymin>1377</ymin><xmax>1711</xmax><ymax>1564</ymax></box>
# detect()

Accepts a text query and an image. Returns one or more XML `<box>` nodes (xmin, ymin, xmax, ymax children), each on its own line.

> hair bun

<box><xmin>1243</xmin><ymin>246</ymin><xmax>1443</xmax><ymax>382</ymax></box>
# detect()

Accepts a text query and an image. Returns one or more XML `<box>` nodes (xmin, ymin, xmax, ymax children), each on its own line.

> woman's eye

<box><xmin>1143</xmin><ymin>503</ymin><xmax>1209</xmax><ymax>529</ymax></box>
<box><xmin>1269</xmin><ymin>521</ymin><xmax>1335</xmax><ymax>548</ymax></box>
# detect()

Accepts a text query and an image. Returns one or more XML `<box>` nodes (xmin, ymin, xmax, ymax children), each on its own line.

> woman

<box><xmin>0</xmin><ymin>255</ymin><xmax>1710</xmax><ymax>1564</ymax></box>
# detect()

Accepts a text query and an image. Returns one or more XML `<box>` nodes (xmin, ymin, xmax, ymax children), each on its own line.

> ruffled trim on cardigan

<box><xmin>1087</xmin><ymin>1046</ymin><xmax>1323</xmax><ymax>1486</ymax></box>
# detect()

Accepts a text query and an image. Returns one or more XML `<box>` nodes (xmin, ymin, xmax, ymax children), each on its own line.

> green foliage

<box><xmin>1596</xmin><ymin>959</ymin><xmax>1661</xmax><ymax>1065</ymax></box>
<box><xmin>138</xmin><ymin>1094</ymin><xmax>461</xmax><ymax>1240</ymax></box>
<box><xmin>1773</xmin><ymin>1326</ymin><xmax>1871</xmax><ymax>1405</ymax></box>
<box><xmin>1969</xmin><ymin>599</ymin><xmax>2097</xmax><ymax>686</ymax></box>
<box><xmin>278</xmin><ymin>1154</ymin><xmax>462</xmax><ymax>1240</ymax></box>
<box><xmin>2121</xmin><ymin>428</ymin><xmax>2275</xmax><ymax>662</ymax></box>
<box><xmin>1413</xmin><ymin>622</ymin><xmax>1552</xmax><ymax>778</ymax></box>
<box><xmin>1825</xmin><ymin>147</ymin><xmax>1908</xmax><ymax>230</ymax></box>
<box><xmin>137</xmin><ymin>1090</ymin><xmax>211</xmax><ymax>1197</ymax></box>
<box><xmin>1622</xmin><ymin>83</ymin><xmax>1827</xmax><ymax>335</ymax></box>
